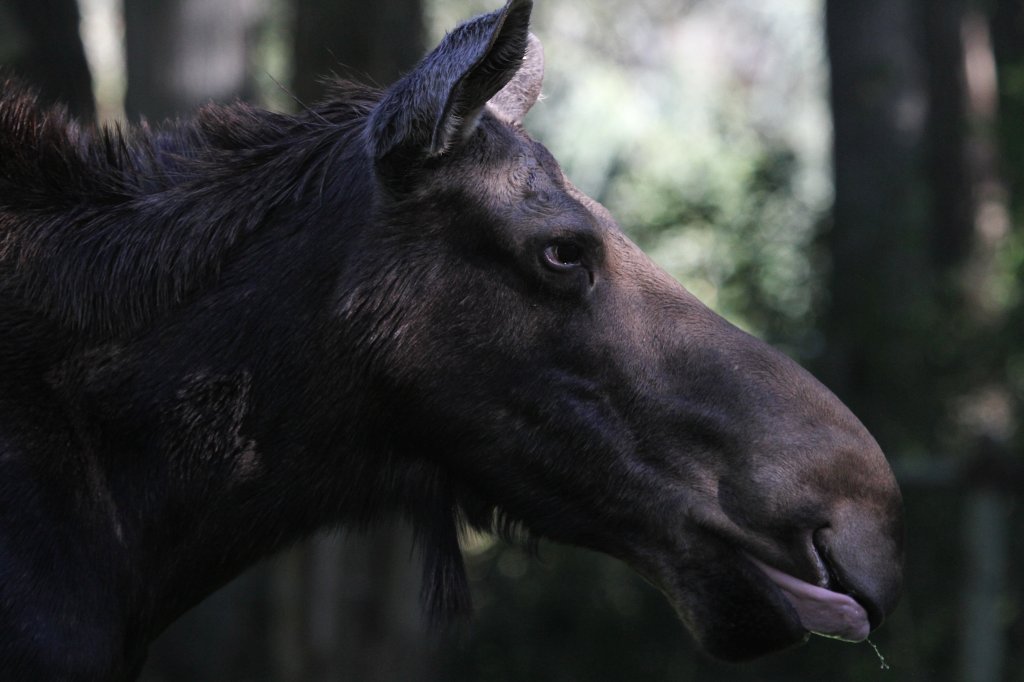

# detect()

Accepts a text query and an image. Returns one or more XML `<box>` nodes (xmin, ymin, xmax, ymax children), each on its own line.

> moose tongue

<box><xmin>748</xmin><ymin>556</ymin><xmax>870</xmax><ymax>642</ymax></box>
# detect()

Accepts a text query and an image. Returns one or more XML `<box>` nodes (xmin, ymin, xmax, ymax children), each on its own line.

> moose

<box><xmin>0</xmin><ymin>0</ymin><xmax>903</xmax><ymax>679</ymax></box>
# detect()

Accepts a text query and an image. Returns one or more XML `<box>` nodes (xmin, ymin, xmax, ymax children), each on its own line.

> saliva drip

<box><xmin>866</xmin><ymin>637</ymin><xmax>890</xmax><ymax>670</ymax></box>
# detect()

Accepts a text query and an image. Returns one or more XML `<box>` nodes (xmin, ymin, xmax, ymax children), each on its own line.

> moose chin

<box><xmin>0</xmin><ymin>0</ymin><xmax>902</xmax><ymax>678</ymax></box>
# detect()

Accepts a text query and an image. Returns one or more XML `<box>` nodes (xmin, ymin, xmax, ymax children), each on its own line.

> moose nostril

<box><xmin>811</xmin><ymin>531</ymin><xmax>846</xmax><ymax>589</ymax></box>
<box><xmin>805</xmin><ymin>530</ymin><xmax>829</xmax><ymax>587</ymax></box>
<box><xmin>812</xmin><ymin>529</ymin><xmax>886</xmax><ymax>630</ymax></box>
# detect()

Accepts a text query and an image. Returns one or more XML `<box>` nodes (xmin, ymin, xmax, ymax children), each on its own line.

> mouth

<box><xmin>746</xmin><ymin>550</ymin><xmax>870</xmax><ymax>643</ymax></box>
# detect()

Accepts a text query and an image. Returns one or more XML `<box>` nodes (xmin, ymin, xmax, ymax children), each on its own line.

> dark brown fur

<box><xmin>0</xmin><ymin>1</ymin><xmax>902</xmax><ymax>679</ymax></box>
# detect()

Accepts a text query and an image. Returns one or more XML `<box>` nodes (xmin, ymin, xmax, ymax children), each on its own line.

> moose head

<box><xmin>0</xmin><ymin>0</ymin><xmax>902</xmax><ymax>676</ymax></box>
<box><xmin>355</xmin><ymin>0</ymin><xmax>903</xmax><ymax>660</ymax></box>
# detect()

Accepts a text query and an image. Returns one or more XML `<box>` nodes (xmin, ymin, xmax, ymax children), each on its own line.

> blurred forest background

<box><xmin>3</xmin><ymin>0</ymin><xmax>1024</xmax><ymax>680</ymax></box>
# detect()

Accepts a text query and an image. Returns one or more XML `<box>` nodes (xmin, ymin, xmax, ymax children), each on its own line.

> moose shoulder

<box><xmin>0</xmin><ymin>0</ymin><xmax>903</xmax><ymax>678</ymax></box>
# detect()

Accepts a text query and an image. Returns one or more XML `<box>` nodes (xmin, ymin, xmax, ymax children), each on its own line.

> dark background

<box><xmin>2</xmin><ymin>0</ymin><xmax>1023</xmax><ymax>680</ymax></box>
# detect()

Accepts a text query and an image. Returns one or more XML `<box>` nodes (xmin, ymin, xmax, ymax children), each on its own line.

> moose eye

<box><xmin>542</xmin><ymin>241</ymin><xmax>584</xmax><ymax>271</ymax></box>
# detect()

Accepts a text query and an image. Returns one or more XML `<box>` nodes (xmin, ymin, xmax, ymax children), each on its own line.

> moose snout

<box><xmin>723</xmin><ymin>461</ymin><xmax>903</xmax><ymax>645</ymax></box>
<box><xmin>771</xmin><ymin>401</ymin><xmax>905</xmax><ymax>636</ymax></box>
<box><xmin>690</xmin><ymin>324</ymin><xmax>905</xmax><ymax>642</ymax></box>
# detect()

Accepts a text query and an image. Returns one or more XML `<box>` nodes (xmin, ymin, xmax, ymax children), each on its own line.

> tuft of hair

<box><xmin>409</xmin><ymin>472</ymin><xmax>473</xmax><ymax>624</ymax></box>
<box><xmin>417</xmin><ymin>510</ymin><xmax>473</xmax><ymax>624</ymax></box>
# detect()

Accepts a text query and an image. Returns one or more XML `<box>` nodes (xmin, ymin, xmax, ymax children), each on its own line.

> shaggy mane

<box><xmin>0</xmin><ymin>79</ymin><xmax>381</xmax><ymax>341</ymax></box>
<box><xmin>0</xmin><ymin>77</ymin><xmax>535</xmax><ymax>626</ymax></box>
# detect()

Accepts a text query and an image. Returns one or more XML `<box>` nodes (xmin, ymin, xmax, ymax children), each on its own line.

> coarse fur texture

<box><xmin>0</xmin><ymin>80</ymin><xmax>376</xmax><ymax>340</ymax></box>
<box><xmin>0</xmin><ymin>1</ymin><xmax>903</xmax><ymax>679</ymax></box>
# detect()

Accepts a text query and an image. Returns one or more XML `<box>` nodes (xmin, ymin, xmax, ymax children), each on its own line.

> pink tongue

<box><xmin>749</xmin><ymin>557</ymin><xmax>870</xmax><ymax>642</ymax></box>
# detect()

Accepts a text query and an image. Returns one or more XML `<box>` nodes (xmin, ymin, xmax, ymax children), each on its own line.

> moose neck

<box><xmin>43</xmin><ymin>160</ymin><xmax>441</xmax><ymax>653</ymax></box>
<box><xmin>58</xmin><ymin>290</ymin><xmax>409</xmax><ymax>647</ymax></box>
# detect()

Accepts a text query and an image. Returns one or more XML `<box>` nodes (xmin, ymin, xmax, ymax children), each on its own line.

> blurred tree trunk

<box><xmin>823</xmin><ymin>0</ymin><xmax>1013</xmax><ymax>450</ymax></box>
<box><xmin>824</xmin><ymin>1</ymin><xmax>1016</xmax><ymax>679</ymax></box>
<box><xmin>820</xmin><ymin>0</ymin><xmax>936</xmax><ymax>451</ymax></box>
<box><xmin>2</xmin><ymin>0</ymin><xmax>94</xmax><ymax>118</ymax></box>
<box><xmin>991</xmin><ymin>0</ymin><xmax>1024</xmax><ymax>412</ymax></box>
<box><xmin>986</xmin><ymin>2</ymin><xmax>1024</xmax><ymax>672</ymax></box>
<box><xmin>124</xmin><ymin>0</ymin><xmax>267</xmax><ymax>121</ymax></box>
<box><xmin>271</xmin><ymin>527</ymin><xmax>438</xmax><ymax>682</ymax></box>
<box><xmin>990</xmin><ymin>0</ymin><xmax>1024</xmax><ymax>216</ymax></box>
<box><xmin>922</xmin><ymin>0</ymin><xmax>972</xmax><ymax>268</ymax></box>
<box><xmin>292</xmin><ymin>0</ymin><xmax>423</xmax><ymax>102</ymax></box>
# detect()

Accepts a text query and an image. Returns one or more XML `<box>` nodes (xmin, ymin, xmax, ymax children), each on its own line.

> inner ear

<box><xmin>487</xmin><ymin>33</ymin><xmax>544</xmax><ymax>125</ymax></box>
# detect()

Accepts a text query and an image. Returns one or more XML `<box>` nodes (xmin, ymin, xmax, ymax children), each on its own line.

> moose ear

<box><xmin>368</xmin><ymin>0</ymin><xmax>533</xmax><ymax>162</ymax></box>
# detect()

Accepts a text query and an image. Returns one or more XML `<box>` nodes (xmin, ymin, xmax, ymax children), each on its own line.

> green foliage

<box><xmin>521</xmin><ymin>0</ymin><xmax>831</xmax><ymax>351</ymax></box>
<box><xmin>433</xmin><ymin>1</ymin><xmax>831</xmax><ymax>351</ymax></box>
